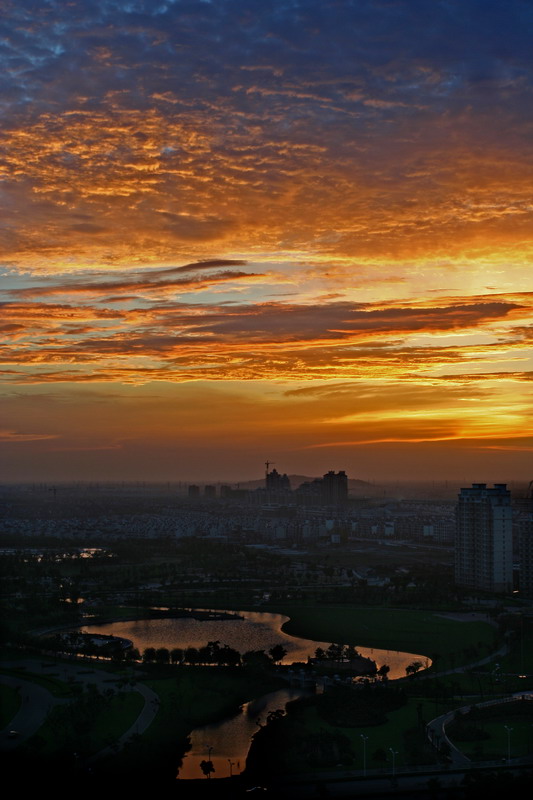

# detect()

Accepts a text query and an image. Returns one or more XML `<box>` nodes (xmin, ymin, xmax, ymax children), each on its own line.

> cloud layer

<box><xmin>1</xmin><ymin>1</ymin><xmax>532</xmax><ymax>480</ymax></box>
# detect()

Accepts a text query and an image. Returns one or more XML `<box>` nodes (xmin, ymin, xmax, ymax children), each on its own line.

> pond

<box><xmin>80</xmin><ymin>609</ymin><xmax>429</xmax><ymax>780</ymax></box>
<box><xmin>80</xmin><ymin>608</ymin><xmax>428</xmax><ymax>677</ymax></box>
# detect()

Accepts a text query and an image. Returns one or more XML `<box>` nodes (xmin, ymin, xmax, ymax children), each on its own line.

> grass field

<box><xmin>251</xmin><ymin>695</ymin><xmax>446</xmax><ymax>777</ymax></box>
<box><xmin>0</xmin><ymin>667</ymin><xmax>73</xmax><ymax>698</ymax></box>
<box><xmin>268</xmin><ymin>605</ymin><xmax>496</xmax><ymax>661</ymax></box>
<box><xmin>144</xmin><ymin>666</ymin><xmax>285</xmax><ymax>741</ymax></box>
<box><xmin>448</xmin><ymin>716</ymin><xmax>533</xmax><ymax>762</ymax></box>
<box><xmin>97</xmin><ymin>665</ymin><xmax>285</xmax><ymax>779</ymax></box>
<box><xmin>22</xmin><ymin>690</ymin><xmax>144</xmax><ymax>759</ymax></box>
<box><xmin>0</xmin><ymin>683</ymin><xmax>21</xmax><ymax>727</ymax></box>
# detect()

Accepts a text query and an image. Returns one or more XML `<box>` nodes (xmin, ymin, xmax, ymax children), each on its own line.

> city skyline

<box><xmin>1</xmin><ymin>1</ymin><xmax>532</xmax><ymax>482</ymax></box>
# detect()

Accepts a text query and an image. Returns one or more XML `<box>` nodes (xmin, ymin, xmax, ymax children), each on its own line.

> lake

<box><xmin>80</xmin><ymin>609</ymin><xmax>428</xmax><ymax>779</ymax></box>
<box><xmin>80</xmin><ymin>608</ymin><xmax>428</xmax><ymax>677</ymax></box>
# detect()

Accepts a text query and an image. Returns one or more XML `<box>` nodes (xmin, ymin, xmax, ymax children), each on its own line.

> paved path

<box><xmin>0</xmin><ymin>674</ymin><xmax>67</xmax><ymax>750</ymax></box>
<box><xmin>426</xmin><ymin>690</ymin><xmax>533</xmax><ymax>766</ymax></box>
<box><xmin>0</xmin><ymin>657</ymin><xmax>160</xmax><ymax>759</ymax></box>
<box><xmin>91</xmin><ymin>682</ymin><xmax>160</xmax><ymax>762</ymax></box>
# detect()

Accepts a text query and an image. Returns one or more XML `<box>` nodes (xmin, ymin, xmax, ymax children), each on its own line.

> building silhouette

<box><xmin>516</xmin><ymin>482</ymin><xmax>533</xmax><ymax>597</ymax></box>
<box><xmin>295</xmin><ymin>470</ymin><xmax>348</xmax><ymax>506</ymax></box>
<box><xmin>455</xmin><ymin>483</ymin><xmax>513</xmax><ymax>594</ymax></box>
<box><xmin>322</xmin><ymin>470</ymin><xmax>348</xmax><ymax>505</ymax></box>
<box><xmin>265</xmin><ymin>468</ymin><xmax>291</xmax><ymax>492</ymax></box>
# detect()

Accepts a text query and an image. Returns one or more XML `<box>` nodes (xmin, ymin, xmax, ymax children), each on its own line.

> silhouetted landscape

<box><xmin>2</xmin><ymin>475</ymin><xmax>532</xmax><ymax>796</ymax></box>
<box><xmin>2</xmin><ymin>0</ymin><xmax>533</xmax><ymax>795</ymax></box>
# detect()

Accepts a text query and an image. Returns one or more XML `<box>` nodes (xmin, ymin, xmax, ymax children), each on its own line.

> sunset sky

<box><xmin>1</xmin><ymin>0</ymin><xmax>532</xmax><ymax>483</ymax></box>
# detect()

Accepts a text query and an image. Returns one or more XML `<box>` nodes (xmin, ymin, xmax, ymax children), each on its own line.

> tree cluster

<box><xmin>141</xmin><ymin>641</ymin><xmax>287</xmax><ymax>667</ymax></box>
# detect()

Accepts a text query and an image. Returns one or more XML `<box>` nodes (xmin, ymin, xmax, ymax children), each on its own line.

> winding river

<box><xmin>80</xmin><ymin>609</ymin><xmax>428</xmax><ymax>778</ymax></box>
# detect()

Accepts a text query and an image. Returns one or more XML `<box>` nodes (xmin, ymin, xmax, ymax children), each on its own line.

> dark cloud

<box><xmin>1</xmin><ymin>291</ymin><xmax>528</xmax><ymax>384</ymax></box>
<box><xmin>3</xmin><ymin>1</ymin><xmax>532</xmax><ymax>112</ymax></box>
<box><xmin>7</xmin><ymin>267</ymin><xmax>261</xmax><ymax>298</ymax></box>
<box><xmin>2</xmin><ymin>0</ymin><xmax>532</xmax><ymax>271</ymax></box>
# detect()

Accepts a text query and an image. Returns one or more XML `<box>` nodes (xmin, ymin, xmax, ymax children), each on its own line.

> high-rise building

<box><xmin>266</xmin><ymin>468</ymin><xmax>291</xmax><ymax>492</ymax></box>
<box><xmin>295</xmin><ymin>470</ymin><xmax>348</xmax><ymax>506</ymax></box>
<box><xmin>455</xmin><ymin>483</ymin><xmax>513</xmax><ymax>594</ymax></box>
<box><xmin>516</xmin><ymin>483</ymin><xmax>533</xmax><ymax>597</ymax></box>
<box><xmin>322</xmin><ymin>470</ymin><xmax>348</xmax><ymax>505</ymax></box>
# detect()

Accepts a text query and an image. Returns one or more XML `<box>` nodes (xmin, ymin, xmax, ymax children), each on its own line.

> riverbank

<box><xmin>268</xmin><ymin>604</ymin><xmax>496</xmax><ymax>668</ymax></box>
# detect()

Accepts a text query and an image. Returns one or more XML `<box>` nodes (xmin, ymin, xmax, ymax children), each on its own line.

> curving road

<box><xmin>426</xmin><ymin>690</ymin><xmax>533</xmax><ymax>766</ymax></box>
<box><xmin>0</xmin><ymin>673</ymin><xmax>67</xmax><ymax>750</ymax></box>
<box><xmin>0</xmin><ymin>657</ymin><xmax>160</xmax><ymax>759</ymax></box>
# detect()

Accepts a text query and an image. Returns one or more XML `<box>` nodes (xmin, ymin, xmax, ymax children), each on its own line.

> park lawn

<box><xmin>0</xmin><ymin>683</ymin><xmax>21</xmax><ymax>727</ymax></box>
<box><xmin>0</xmin><ymin>666</ymin><xmax>73</xmax><ymax>698</ymax></box>
<box><xmin>100</xmin><ymin>666</ymin><xmax>286</xmax><ymax>780</ymax></box>
<box><xmin>269</xmin><ymin>605</ymin><xmax>495</xmax><ymax>661</ymax></box>
<box><xmin>90</xmin><ymin>690</ymin><xmax>145</xmax><ymax>746</ymax></box>
<box><xmin>446</xmin><ymin>698</ymin><xmax>533</xmax><ymax>762</ymax></box>
<box><xmin>23</xmin><ymin>690</ymin><xmax>144</xmax><ymax>758</ymax></box>
<box><xmin>476</xmin><ymin>720</ymin><xmax>533</xmax><ymax>760</ymax></box>
<box><xmin>449</xmin><ymin>718</ymin><xmax>533</xmax><ymax>762</ymax></box>
<box><xmin>277</xmin><ymin>697</ymin><xmax>441</xmax><ymax>775</ymax></box>
<box><xmin>411</xmin><ymin>670</ymin><xmax>509</xmax><ymax>701</ymax></box>
<box><xmin>489</xmin><ymin>627</ymin><xmax>533</xmax><ymax>677</ymax></box>
<box><xmin>440</xmin><ymin>626</ymin><xmax>533</xmax><ymax>697</ymax></box>
<box><xmin>144</xmin><ymin>666</ymin><xmax>285</xmax><ymax>744</ymax></box>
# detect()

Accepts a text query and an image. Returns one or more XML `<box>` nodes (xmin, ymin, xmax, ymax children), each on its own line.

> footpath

<box><xmin>0</xmin><ymin>656</ymin><xmax>160</xmax><ymax>757</ymax></box>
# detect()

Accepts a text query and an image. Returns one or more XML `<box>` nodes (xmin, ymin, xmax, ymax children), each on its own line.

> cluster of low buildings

<box><xmin>2</xmin><ymin>474</ymin><xmax>532</xmax><ymax>598</ymax></box>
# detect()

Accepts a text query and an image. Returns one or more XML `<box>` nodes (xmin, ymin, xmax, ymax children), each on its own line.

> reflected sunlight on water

<box><xmin>81</xmin><ymin>608</ymin><xmax>428</xmax><ymax>677</ymax></box>
<box><xmin>80</xmin><ymin>610</ymin><xmax>430</xmax><ymax>780</ymax></box>
<box><xmin>177</xmin><ymin>688</ymin><xmax>305</xmax><ymax>779</ymax></box>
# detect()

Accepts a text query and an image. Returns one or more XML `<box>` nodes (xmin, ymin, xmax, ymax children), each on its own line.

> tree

<box><xmin>217</xmin><ymin>645</ymin><xmax>241</xmax><ymax>666</ymax></box>
<box><xmin>185</xmin><ymin>646</ymin><xmax>200</xmax><ymax>664</ymax></box>
<box><xmin>406</xmin><ymin>660</ymin><xmax>424</xmax><ymax>677</ymax></box>
<box><xmin>143</xmin><ymin>647</ymin><xmax>156</xmax><ymax>663</ymax></box>
<box><xmin>269</xmin><ymin>644</ymin><xmax>287</xmax><ymax>664</ymax></box>
<box><xmin>199</xmin><ymin>759</ymin><xmax>215</xmax><ymax>779</ymax></box>
<box><xmin>373</xmin><ymin>748</ymin><xmax>387</xmax><ymax>765</ymax></box>
<box><xmin>126</xmin><ymin>647</ymin><xmax>140</xmax><ymax>662</ymax></box>
<box><xmin>326</xmin><ymin>643</ymin><xmax>344</xmax><ymax>662</ymax></box>
<box><xmin>242</xmin><ymin>650</ymin><xmax>271</xmax><ymax>669</ymax></box>
<box><xmin>344</xmin><ymin>644</ymin><xmax>359</xmax><ymax>662</ymax></box>
<box><xmin>155</xmin><ymin>647</ymin><xmax>170</xmax><ymax>664</ymax></box>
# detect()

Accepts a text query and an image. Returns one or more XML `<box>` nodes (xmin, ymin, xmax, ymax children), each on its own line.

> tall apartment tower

<box><xmin>322</xmin><ymin>470</ymin><xmax>348</xmax><ymax>505</ymax></box>
<box><xmin>455</xmin><ymin>483</ymin><xmax>513</xmax><ymax>594</ymax></box>
<box><xmin>516</xmin><ymin>484</ymin><xmax>533</xmax><ymax>597</ymax></box>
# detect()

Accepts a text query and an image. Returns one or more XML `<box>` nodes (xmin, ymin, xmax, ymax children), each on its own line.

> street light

<box><xmin>504</xmin><ymin>725</ymin><xmax>513</xmax><ymax>764</ymax></box>
<box><xmin>360</xmin><ymin>734</ymin><xmax>368</xmax><ymax>776</ymax></box>
<box><xmin>389</xmin><ymin>748</ymin><xmax>398</xmax><ymax>777</ymax></box>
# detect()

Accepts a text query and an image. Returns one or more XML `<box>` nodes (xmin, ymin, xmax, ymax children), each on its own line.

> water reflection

<box><xmin>81</xmin><ymin>608</ymin><xmax>428</xmax><ymax>678</ymax></box>
<box><xmin>80</xmin><ymin>609</ymin><xmax>429</xmax><ymax>781</ymax></box>
<box><xmin>177</xmin><ymin>688</ymin><xmax>305</xmax><ymax>780</ymax></box>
